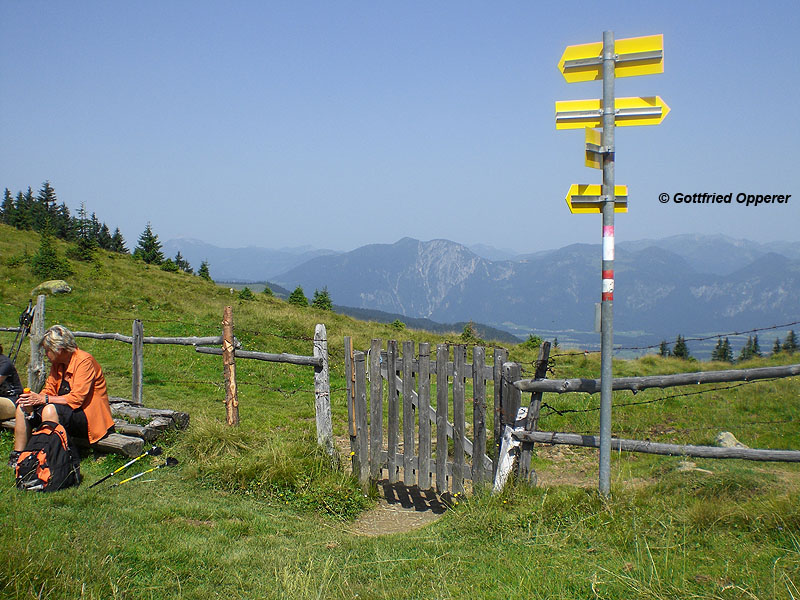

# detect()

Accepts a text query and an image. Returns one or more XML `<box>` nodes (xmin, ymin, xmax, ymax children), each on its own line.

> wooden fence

<box><xmin>1</xmin><ymin>295</ymin><xmax>334</xmax><ymax>458</ymax></box>
<box><xmin>495</xmin><ymin>360</ymin><xmax>800</xmax><ymax>491</ymax></box>
<box><xmin>344</xmin><ymin>337</ymin><xmax>515</xmax><ymax>495</ymax></box>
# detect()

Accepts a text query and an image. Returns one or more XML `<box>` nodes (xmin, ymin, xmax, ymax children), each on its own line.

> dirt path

<box><xmin>349</xmin><ymin>479</ymin><xmax>448</xmax><ymax>536</ymax></box>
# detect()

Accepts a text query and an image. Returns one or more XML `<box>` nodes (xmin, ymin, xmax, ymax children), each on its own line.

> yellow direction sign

<box><xmin>559</xmin><ymin>34</ymin><xmax>663</xmax><ymax>83</ymax></box>
<box><xmin>585</xmin><ymin>127</ymin><xmax>603</xmax><ymax>169</ymax></box>
<box><xmin>555</xmin><ymin>96</ymin><xmax>670</xmax><ymax>130</ymax></box>
<box><xmin>566</xmin><ymin>184</ymin><xmax>628</xmax><ymax>214</ymax></box>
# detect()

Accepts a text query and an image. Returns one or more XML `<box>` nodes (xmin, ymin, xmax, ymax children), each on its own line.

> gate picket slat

<box><xmin>369</xmin><ymin>339</ymin><xmax>383</xmax><ymax>480</ymax></box>
<box><xmin>418</xmin><ymin>343</ymin><xmax>432</xmax><ymax>490</ymax></box>
<box><xmin>402</xmin><ymin>341</ymin><xmax>416</xmax><ymax>486</ymax></box>
<box><xmin>472</xmin><ymin>346</ymin><xmax>487</xmax><ymax>485</ymax></box>
<box><xmin>493</xmin><ymin>348</ymin><xmax>508</xmax><ymax>478</ymax></box>
<box><xmin>452</xmin><ymin>345</ymin><xmax>466</xmax><ymax>495</ymax></box>
<box><xmin>354</xmin><ymin>351</ymin><xmax>369</xmax><ymax>484</ymax></box>
<box><xmin>344</xmin><ymin>337</ymin><xmax>357</xmax><ymax>462</ymax></box>
<box><xmin>386</xmin><ymin>341</ymin><xmax>400</xmax><ymax>483</ymax></box>
<box><xmin>435</xmin><ymin>344</ymin><xmax>449</xmax><ymax>494</ymax></box>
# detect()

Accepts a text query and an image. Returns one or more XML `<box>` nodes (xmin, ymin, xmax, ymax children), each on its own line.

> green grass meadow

<box><xmin>1</xmin><ymin>223</ymin><xmax>799</xmax><ymax>599</ymax></box>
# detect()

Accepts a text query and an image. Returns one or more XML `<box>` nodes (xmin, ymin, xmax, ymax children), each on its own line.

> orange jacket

<box><xmin>42</xmin><ymin>348</ymin><xmax>114</xmax><ymax>443</ymax></box>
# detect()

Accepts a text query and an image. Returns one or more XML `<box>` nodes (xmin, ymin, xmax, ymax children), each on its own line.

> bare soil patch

<box><xmin>350</xmin><ymin>480</ymin><xmax>447</xmax><ymax>537</ymax></box>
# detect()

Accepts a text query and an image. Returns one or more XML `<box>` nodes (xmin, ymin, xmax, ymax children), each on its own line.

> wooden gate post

<box><xmin>131</xmin><ymin>319</ymin><xmax>144</xmax><ymax>406</ymax></box>
<box><xmin>222</xmin><ymin>306</ymin><xmax>239</xmax><ymax>426</ymax></box>
<box><xmin>313</xmin><ymin>324</ymin><xmax>335</xmax><ymax>460</ymax></box>
<box><xmin>518</xmin><ymin>341</ymin><xmax>551</xmax><ymax>484</ymax></box>
<box><xmin>27</xmin><ymin>295</ymin><xmax>47</xmax><ymax>392</ymax></box>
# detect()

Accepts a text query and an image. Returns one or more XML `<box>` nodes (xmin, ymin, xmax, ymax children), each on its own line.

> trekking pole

<box><xmin>89</xmin><ymin>446</ymin><xmax>163</xmax><ymax>488</ymax></box>
<box><xmin>9</xmin><ymin>300</ymin><xmax>34</xmax><ymax>365</ymax></box>
<box><xmin>110</xmin><ymin>457</ymin><xmax>178</xmax><ymax>488</ymax></box>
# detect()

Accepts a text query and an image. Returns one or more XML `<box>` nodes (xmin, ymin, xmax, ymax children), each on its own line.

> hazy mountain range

<box><xmin>165</xmin><ymin>234</ymin><xmax>800</xmax><ymax>353</ymax></box>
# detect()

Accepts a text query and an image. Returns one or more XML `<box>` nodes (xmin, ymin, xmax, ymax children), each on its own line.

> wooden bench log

<box><xmin>109</xmin><ymin>397</ymin><xmax>190</xmax><ymax>429</ymax></box>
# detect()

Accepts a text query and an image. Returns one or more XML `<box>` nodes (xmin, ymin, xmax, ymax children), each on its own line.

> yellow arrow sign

<box><xmin>566</xmin><ymin>184</ymin><xmax>628</xmax><ymax>214</ymax></box>
<box><xmin>559</xmin><ymin>34</ymin><xmax>664</xmax><ymax>83</ymax></box>
<box><xmin>555</xmin><ymin>96</ymin><xmax>670</xmax><ymax>130</ymax></box>
<box><xmin>585</xmin><ymin>127</ymin><xmax>603</xmax><ymax>169</ymax></box>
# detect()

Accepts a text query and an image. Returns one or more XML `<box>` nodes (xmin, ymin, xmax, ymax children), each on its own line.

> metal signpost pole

<box><xmin>599</xmin><ymin>30</ymin><xmax>615</xmax><ymax>496</ymax></box>
<box><xmin>556</xmin><ymin>30</ymin><xmax>666</xmax><ymax>494</ymax></box>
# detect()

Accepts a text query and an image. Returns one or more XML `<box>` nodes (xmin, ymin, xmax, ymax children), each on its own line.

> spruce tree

<box><xmin>711</xmin><ymin>338</ymin><xmax>724</xmax><ymax>362</ymax></box>
<box><xmin>288</xmin><ymin>286</ymin><xmax>308</xmax><ymax>307</ymax></box>
<box><xmin>198</xmin><ymin>260</ymin><xmax>213</xmax><ymax>282</ymax></box>
<box><xmin>773</xmin><ymin>337</ymin><xmax>783</xmax><ymax>355</ymax></box>
<box><xmin>15</xmin><ymin>189</ymin><xmax>34</xmax><ymax>230</ymax></box>
<box><xmin>738</xmin><ymin>336</ymin><xmax>754</xmax><ymax>362</ymax></box>
<box><xmin>68</xmin><ymin>203</ymin><xmax>97</xmax><ymax>261</ymax></box>
<box><xmin>97</xmin><ymin>223</ymin><xmax>113</xmax><ymax>250</ymax></box>
<box><xmin>671</xmin><ymin>335</ymin><xmax>690</xmax><ymax>359</ymax></box>
<box><xmin>32</xmin><ymin>181</ymin><xmax>58</xmax><ymax>232</ymax></box>
<box><xmin>55</xmin><ymin>203</ymin><xmax>74</xmax><ymax>240</ymax></box>
<box><xmin>174</xmin><ymin>251</ymin><xmax>192</xmax><ymax>273</ymax></box>
<box><xmin>658</xmin><ymin>340</ymin><xmax>669</xmax><ymax>357</ymax></box>
<box><xmin>752</xmin><ymin>334</ymin><xmax>762</xmax><ymax>357</ymax></box>
<box><xmin>783</xmin><ymin>330</ymin><xmax>798</xmax><ymax>354</ymax></box>
<box><xmin>721</xmin><ymin>337</ymin><xmax>733</xmax><ymax>363</ymax></box>
<box><xmin>110</xmin><ymin>228</ymin><xmax>128</xmax><ymax>253</ymax></box>
<box><xmin>30</xmin><ymin>221</ymin><xmax>72</xmax><ymax>280</ymax></box>
<box><xmin>262</xmin><ymin>285</ymin><xmax>273</xmax><ymax>297</ymax></box>
<box><xmin>311</xmin><ymin>287</ymin><xmax>333</xmax><ymax>310</ymax></box>
<box><xmin>1</xmin><ymin>189</ymin><xmax>15</xmax><ymax>224</ymax></box>
<box><xmin>133</xmin><ymin>222</ymin><xmax>164</xmax><ymax>265</ymax></box>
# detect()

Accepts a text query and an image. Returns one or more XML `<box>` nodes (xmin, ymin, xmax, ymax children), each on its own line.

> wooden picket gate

<box><xmin>345</xmin><ymin>337</ymin><xmax>509</xmax><ymax>495</ymax></box>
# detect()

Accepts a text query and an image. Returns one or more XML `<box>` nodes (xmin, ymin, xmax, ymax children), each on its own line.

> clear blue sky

<box><xmin>2</xmin><ymin>1</ymin><xmax>798</xmax><ymax>253</ymax></box>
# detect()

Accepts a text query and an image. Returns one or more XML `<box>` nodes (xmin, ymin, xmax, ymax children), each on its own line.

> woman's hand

<box><xmin>18</xmin><ymin>389</ymin><xmax>45</xmax><ymax>413</ymax></box>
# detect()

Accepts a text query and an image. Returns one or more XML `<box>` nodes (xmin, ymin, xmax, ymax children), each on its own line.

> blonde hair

<box><xmin>41</xmin><ymin>325</ymin><xmax>78</xmax><ymax>354</ymax></box>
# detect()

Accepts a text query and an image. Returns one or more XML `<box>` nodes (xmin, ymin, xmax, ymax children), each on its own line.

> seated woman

<box><xmin>9</xmin><ymin>325</ymin><xmax>114</xmax><ymax>468</ymax></box>
<box><xmin>0</xmin><ymin>342</ymin><xmax>24</xmax><ymax>422</ymax></box>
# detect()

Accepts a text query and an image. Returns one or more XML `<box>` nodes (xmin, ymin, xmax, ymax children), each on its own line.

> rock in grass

<box><xmin>715</xmin><ymin>431</ymin><xmax>748</xmax><ymax>449</ymax></box>
<box><xmin>32</xmin><ymin>280</ymin><xmax>72</xmax><ymax>295</ymax></box>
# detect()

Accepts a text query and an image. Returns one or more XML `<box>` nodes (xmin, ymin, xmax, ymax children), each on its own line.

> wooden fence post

<box><xmin>27</xmin><ymin>295</ymin><xmax>47</xmax><ymax>392</ymax></box>
<box><xmin>517</xmin><ymin>341</ymin><xmax>551</xmax><ymax>484</ymax></box>
<box><xmin>313</xmin><ymin>324</ymin><xmax>335</xmax><ymax>460</ymax></box>
<box><xmin>131</xmin><ymin>319</ymin><xmax>144</xmax><ymax>406</ymax></box>
<box><xmin>222</xmin><ymin>306</ymin><xmax>239</xmax><ymax>426</ymax></box>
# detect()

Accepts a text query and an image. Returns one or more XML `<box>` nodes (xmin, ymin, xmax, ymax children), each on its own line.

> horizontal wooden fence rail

<box><xmin>514</xmin><ymin>431</ymin><xmax>800</xmax><ymax>462</ymax></box>
<box><xmin>1</xmin><ymin>327</ymin><xmax>228</xmax><ymax>347</ymax></box>
<box><xmin>195</xmin><ymin>346</ymin><xmax>323</xmax><ymax>367</ymax></box>
<box><xmin>75</xmin><ymin>331</ymin><xmax>228</xmax><ymax>346</ymax></box>
<box><xmin>515</xmin><ymin>363</ymin><xmax>800</xmax><ymax>394</ymax></box>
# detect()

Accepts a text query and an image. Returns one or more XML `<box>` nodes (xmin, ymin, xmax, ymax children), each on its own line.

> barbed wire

<box><xmin>554</xmin><ymin>417</ymin><xmax>794</xmax><ymax>439</ymax></box>
<box><xmin>550</xmin><ymin>319</ymin><xmax>800</xmax><ymax>358</ymax></box>
<box><xmin>537</xmin><ymin>378</ymin><xmax>778</xmax><ymax>420</ymax></box>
